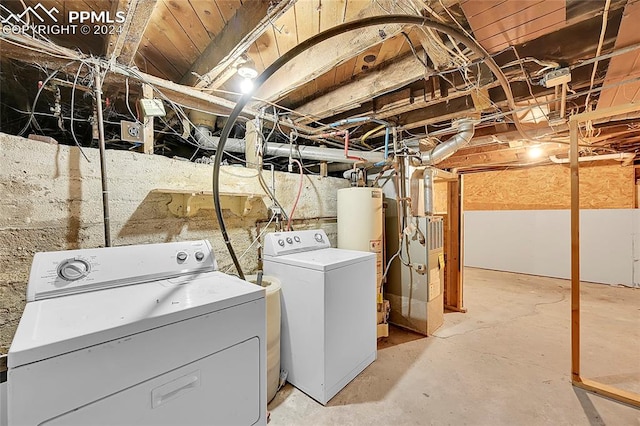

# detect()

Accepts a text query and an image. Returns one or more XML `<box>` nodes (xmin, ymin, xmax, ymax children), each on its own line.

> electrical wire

<box><xmin>584</xmin><ymin>0</ymin><xmax>612</xmax><ymax>111</ymax></box>
<box><xmin>212</xmin><ymin>14</ymin><xmax>541</xmax><ymax>279</ymax></box>
<box><xmin>69</xmin><ymin>62</ymin><xmax>91</xmax><ymax>162</ymax></box>
<box><xmin>125</xmin><ymin>78</ymin><xmax>140</xmax><ymax>123</ymax></box>
<box><xmin>17</xmin><ymin>68</ymin><xmax>61</xmax><ymax>136</ymax></box>
<box><xmin>224</xmin><ymin>211</ymin><xmax>278</xmax><ymax>274</ymax></box>
<box><xmin>286</xmin><ymin>159</ymin><xmax>304</xmax><ymax>231</ymax></box>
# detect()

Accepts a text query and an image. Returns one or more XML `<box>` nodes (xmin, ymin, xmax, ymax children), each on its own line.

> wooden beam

<box><xmin>142</xmin><ymin>84</ymin><xmax>154</xmax><ymax>154</ymax></box>
<box><xmin>443</xmin><ymin>176</ymin><xmax>465</xmax><ymax>311</ymax></box>
<box><xmin>295</xmin><ymin>53</ymin><xmax>429</xmax><ymax>121</ymax></box>
<box><xmin>569</xmin><ymin>117</ymin><xmax>580</xmax><ymax>382</ymax></box>
<box><xmin>573</xmin><ymin>379</ymin><xmax>640</xmax><ymax>408</ymax></box>
<box><xmin>438</xmin><ymin>145</ymin><xmax>566</xmax><ymax>169</ymax></box>
<box><xmin>254</xmin><ymin>0</ymin><xmax>406</xmax><ymax>102</ymax></box>
<box><xmin>106</xmin><ymin>0</ymin><xmax>158</xmax><ymax>66</ymax></box>
<box><xmin>182</xmin><ymin>0</ymin><xmax>296</xmax><ymax>88</ymax></box>
<box><xmin>569</xmin><ymin>102</ymin><xmax>640</xmax><ymax>409</ymax></box>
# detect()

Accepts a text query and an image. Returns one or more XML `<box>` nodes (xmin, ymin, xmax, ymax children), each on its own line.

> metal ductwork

<box><xmin>409</xmin><ymin>119</ymin><xmax>474</xmax><ymax>216</ymax></box>
<box><xmin>194</xmin><ymin>125</ymin><xmax>385</xmax><ymax>164</ymax></box>
<box><xmin>423</xmin><ymin>168</ymin><xmax>434</xmax><ymax>215</ymax></box>
<box><xmin>195</xmin><ymin>118</ymin><xmax>474</xmax><ymax>168</ymax></box>
<box><xmin>413</xmin><ymin>119</ymin><xmax>475</xmax><ymax>166</ymax></box>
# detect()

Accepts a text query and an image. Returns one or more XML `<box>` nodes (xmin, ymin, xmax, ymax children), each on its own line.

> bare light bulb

<box><xmin>240</xmin><ymin>77</ymin><xmax>254</xmax><ymax>94</ymax></box>
<box><xmin>528</xmin><ymin>146</ymin><xmax>543</xmax><ymax>159</ymax></box>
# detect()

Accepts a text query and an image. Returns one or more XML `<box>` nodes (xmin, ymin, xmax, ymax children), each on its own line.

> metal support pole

<box><xmin>94</xmin><ymin>70</ymin><xmax>112</xmax><ymax>247</ymax></box>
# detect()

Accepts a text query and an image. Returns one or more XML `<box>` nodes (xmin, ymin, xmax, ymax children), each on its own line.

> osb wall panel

<box><xmin>464</xmin><ymin>164</ymin><xmax>634</xmax><ymax>210</ymax></box>
<box><xmin>0</xmin><ymin>133</ymin><xmax>349</xmax><ymax>354</ymax></box>
<box><xmin>434</xmin><ymin>181</ymin><xmax>448</xmax><ymax>214</ymax></box>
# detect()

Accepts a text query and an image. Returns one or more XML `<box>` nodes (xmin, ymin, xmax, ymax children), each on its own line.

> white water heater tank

<box><xmin>337</xmin><ymin>187</ymin><xmax>383</xmax><ymax>285</ymax></box>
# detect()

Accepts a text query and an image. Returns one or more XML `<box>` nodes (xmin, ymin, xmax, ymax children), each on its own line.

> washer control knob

<box><xmin>278</xmin><ymin>239</ymin><xmax>285</xmax><ymax>247</ymax></box>
<box><xmin>57</xmin><ymin>258</ymin><xmax>91</xmax><ymax>281</ymax></box>
<box><xmin>286</xmin><ymin>237</ymin><xmax>293</xmax><ymax>244</ymax></box>
<box><xmin>314</xmin><ymin>233</ymin><xmax>324</xmax><ymax>243</ymax></box>
<box><xmin>294</xmin><ymin>236</ymin><xmax>301</xmax><ymax>243</ymax></box>
<box><xmin>195</xmin><ymin>251</ymin><xmax>205</xmax><ymax>261</ymax></box>
<box><xmin>176</xmin><ymin>251</ymin><xmax>188</xmax><ymax>262</ymax></box>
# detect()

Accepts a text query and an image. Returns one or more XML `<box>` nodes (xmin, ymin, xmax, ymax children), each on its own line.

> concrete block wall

<box><xmin>0</xmin><ymin>133</ymin><xmax>349</xmax><ymax>353</ymax></box>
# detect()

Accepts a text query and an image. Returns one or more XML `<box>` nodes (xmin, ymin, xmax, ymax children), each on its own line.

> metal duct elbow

<box><xmin>417</xmin><ymin>119</ymin><xmax>475</xmax><ymax>166</ymax></box>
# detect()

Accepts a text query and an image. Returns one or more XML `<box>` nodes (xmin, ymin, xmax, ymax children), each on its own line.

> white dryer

<box><xmin>262</xmin><ymin>229</ymin><xmax>376</xmax><ymax>405</ymax></box>
<box><xmin>6</xmin><ymin>240</ymin><xmax>266</xmax><ymax>425</ymax></box>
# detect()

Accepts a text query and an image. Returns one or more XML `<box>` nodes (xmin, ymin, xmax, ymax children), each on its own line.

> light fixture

<box><xmin>528</xmin><ymin>146</ymin><xmax>543</xmax><ymax>159</ymax></box>
<box><xmin>237</xmin><ymin>55</ymin><xmax>258</xmax><ymax>79</ymax></box>
<box><xmin>240</xmin><ymin>77</ymin><xmax>254</xmax><ymax>94</ymax></box>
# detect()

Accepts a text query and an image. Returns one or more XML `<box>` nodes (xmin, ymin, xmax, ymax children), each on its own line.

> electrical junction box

<box><xmin>120</xmin><ymin>120</ymin><xmax>143</xmax><ymax>142</ymax></box>
<box><xmin>543</xmin><ymin>68</ymin><xmax>571</xmax><ymax>88</ymax></box>
<box><xmin>139</xmin><ymin>98</ymin><xmax>166</xmax><ymax>117</ymax></box>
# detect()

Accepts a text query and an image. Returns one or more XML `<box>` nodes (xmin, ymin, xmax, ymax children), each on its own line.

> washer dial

<box><xmin>57</xmin><ymin>258</ymin><xmax>91</xmax><ymax>281</ymax></box>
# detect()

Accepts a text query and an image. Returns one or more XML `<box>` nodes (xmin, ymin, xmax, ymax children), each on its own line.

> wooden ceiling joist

<box><xmin>105</xmin><ymin>0</ymin><xmax>158</xmax><ymax>66</ymax></box>
<box><xmin>254</xmin><ymin>0</ymin><xmax>410</xmax><ymax>103</ymax></box>
<box><xmin>294</xmin><ymin>53</ymin><xmax>430</xmax><ymax>121</ymax></box>
<box><xmin>182</xmin><ymin>0</ymin><xmax>296</xmax><ymax>88</ymax></box>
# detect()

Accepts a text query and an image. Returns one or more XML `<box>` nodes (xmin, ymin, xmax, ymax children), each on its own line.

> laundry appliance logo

<box><xmin>1</xmin><ymin>2</ymin><xmax>125</xmax><ymax>36</ymax></box>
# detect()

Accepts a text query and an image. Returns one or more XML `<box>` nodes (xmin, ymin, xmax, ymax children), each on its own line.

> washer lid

<box><xmin>264</xmin><ymin>247</ymin><xmax>375</xmax><ymax>271</ymax></box>
<box><xmin>8</xmin><ymin>271</ymin><xmax>264</xmax><ymax>368</ymax></box>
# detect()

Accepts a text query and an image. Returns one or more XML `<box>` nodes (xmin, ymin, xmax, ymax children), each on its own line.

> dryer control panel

<box><xmin>27</xmin><ymin>240</ymin><xmax>217</xmax><ymax>301</ymax></box>
<box><xmin>263</xmin><ymin>229</ymin><xmax>331</xmax><ymax>257</ymax></box>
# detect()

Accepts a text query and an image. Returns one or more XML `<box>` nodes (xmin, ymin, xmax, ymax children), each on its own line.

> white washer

<box><xmin>6</xmin><ymin>240</ymin><xmax>266</xmax><ymax>426</ymax></box>
<box><xmin>263</xmin><ymin>229</ymin><xmax>376</xmax><ymax>405</ymax></box>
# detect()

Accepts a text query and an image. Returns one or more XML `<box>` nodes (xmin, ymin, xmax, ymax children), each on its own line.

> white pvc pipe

<box><xmin>549</xmin><ymin>153</ymin><xmax>634</xmax><ymax>164</ymax></box>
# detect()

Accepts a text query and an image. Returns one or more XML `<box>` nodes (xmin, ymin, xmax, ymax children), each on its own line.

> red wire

<box><xmin>287</xmin><ymin>159</ymin><xmax>304</xmax><ymax>231</ymax></box>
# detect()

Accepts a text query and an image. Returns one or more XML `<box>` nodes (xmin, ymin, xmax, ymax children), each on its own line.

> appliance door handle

<box><xmin>151</xmin><ymin>370</ymin><xmax>200</xmax><ymax>408</ymax></box>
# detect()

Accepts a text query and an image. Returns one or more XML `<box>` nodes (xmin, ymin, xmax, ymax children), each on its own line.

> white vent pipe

<box><xmin>549</xmin><ymin>153</ymin><xmax>634</xmax><ymax>165</ymax></box>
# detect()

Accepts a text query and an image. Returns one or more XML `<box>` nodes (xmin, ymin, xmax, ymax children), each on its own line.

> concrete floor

<box><xmin>268</xmin><ymin>268</ymin><xmax>640</xmax><ymax>425</ymax></box>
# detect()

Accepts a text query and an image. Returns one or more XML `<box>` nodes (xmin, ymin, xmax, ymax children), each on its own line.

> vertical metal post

<box><xmin>569</xmin><ymin>118</ymin><xmax>580</xmax><ymax>381</ymax></box>
<box><xmin>94</xmin><ymin>70</ymin><xmax>112</xmax><ymax>247</ymax></box>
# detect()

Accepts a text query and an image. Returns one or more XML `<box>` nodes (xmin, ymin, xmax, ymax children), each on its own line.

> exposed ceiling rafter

<box><xmin>253</xmin><ymin>0</ymin><xmax>413</xmax><ymax>103</ymax></box>
<box><xmin>105</xmin><ymin>0</ymin><xmax>158</xmax><ymax>66</ymax></box>
<box><xmin>183</xmin><ymin>0</ymin><xmax>297</xmax><ymax>89</ymax></box>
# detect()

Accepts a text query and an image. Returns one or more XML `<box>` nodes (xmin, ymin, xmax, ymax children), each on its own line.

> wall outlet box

<box><xmin>120</xmin><ymin>120</ymin><xmax>144</xmax><ymax>142</ymax></box>
<box><xmin>139</xmin><ymin>98</ymin><xmax>166</xmax><ymax>117</ymax></box>
<box><xmin>543</xmin><ymin>68</ymin><xmax>571</xmax><ymax>88</ymax></box>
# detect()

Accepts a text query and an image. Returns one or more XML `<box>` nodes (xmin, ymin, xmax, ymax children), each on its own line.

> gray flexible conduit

<box><xmin>212</xmin><ymin>14</ymin><xmax>521</xmax><ymax>279</ymax></box>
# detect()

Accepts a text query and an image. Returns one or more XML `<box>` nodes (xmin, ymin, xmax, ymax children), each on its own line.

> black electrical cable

<box><xmin>212</xmin><ymin>14</ymin><xmax>522</xmax><ymax>279</ymax></box>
